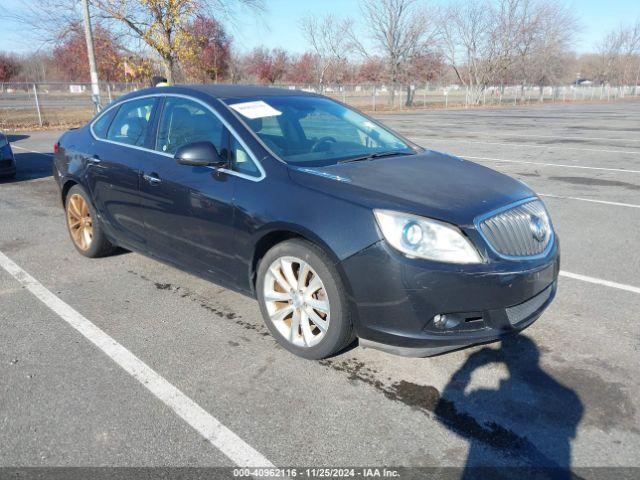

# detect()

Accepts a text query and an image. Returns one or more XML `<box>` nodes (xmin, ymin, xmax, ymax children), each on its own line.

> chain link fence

<box><xmin>0</xmin><ymin>82</ymin><xmax>143</xmax><ymax>129</ymax></box>
<box><xmin>1</xmin><ymin>81</ymin><xmax>639</xmax><ymax>129</ymax></box>
<box><xmin>299</xmin><ymin>83</ymin><xmax>640</xmax><ymax>110</ymax></box>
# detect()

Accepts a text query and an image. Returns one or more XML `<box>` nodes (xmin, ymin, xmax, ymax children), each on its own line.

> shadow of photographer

<box><xmin>435</xmin><ymin>335</ymin><xmax>583</xmax><ymax>479</ymax></box>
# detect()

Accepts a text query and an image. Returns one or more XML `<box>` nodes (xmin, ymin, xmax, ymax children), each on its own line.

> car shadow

<box><xmin>0</xmin><ymin>152</ymin><xmax>53</xmax><ymax>183</ymax></box>
<box><xmin>434</xmin><ymin>335</ymin><xmax>583</xmax><ymax>479</ymax></box>
<box><xmin>6</xmin><ymin>134</ymin><xmax>30</xmax><ymax>143</ymax></box>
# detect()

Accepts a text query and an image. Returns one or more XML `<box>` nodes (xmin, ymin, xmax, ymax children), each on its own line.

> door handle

<box><xmin>143</xmin><ymin>173</ymin><xmax>161</xmax><ymax>185</ymax></box>
<box><xmin>87</xmin><ymin>154</ymin><xmax>101</xmax><ymax>164</ymax></box>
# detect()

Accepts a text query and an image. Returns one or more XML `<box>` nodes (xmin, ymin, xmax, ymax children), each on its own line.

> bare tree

<box><xmin>621</xmin><ymin>19</ymin><xmax>640</xmax><ymax>87</ymax></box>
<box><xmin>520</xmin><ymin>1</ymin><xmax>579</xmax><ymax>94</ymax></box>
<box><xmin>14</xmin><ymin>52</ymin><xmax>52</xmax><ymax>82</ymax></box>
<box><xmin>7</xmin><ymin>0</ymin><xmax>84</xmax><ymax>44</ymax></box>
<box><xmin>227</xmin><ymin>47</ymin><xmax>245</xmax><ymax>84</ymax></box>
<box><xmin>440</xmin><ymin>0</ymin><xmax>495</xmax><ymax>103</ymax></box>
<box><xmin>597</xmin><ymin>29</ymin><xmax>628</xmax><ymax>84</ymax></box>
<box><xmin>349</xmin><ymin>0</ymin><xmax>439</xmax><ymax>106</ymax></box>
<box><xmin>440</xmin><ymin>0</ymin><xmax>578</xmax><ymax>103</ymax></box>
<box><xmin>300</xmin><ymin>14</ymin><xmax>353</xmax><ymax>89</ymax></box>
<box><xmin>597</xmin><ymin>19</ymin><xmax>640</xmax><ymax>86</ymax></box>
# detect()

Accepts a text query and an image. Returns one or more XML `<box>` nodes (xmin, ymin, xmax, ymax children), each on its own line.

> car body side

<box><xmin>53</xmin><ymin>88</ymin><xmax>382</xmax><ymax>291</ymax></box>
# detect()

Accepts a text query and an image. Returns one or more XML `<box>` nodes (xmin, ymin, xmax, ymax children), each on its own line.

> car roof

<box><xmin>186</xmin><ymin>84</ymin><xmax>317</xmax><ymax>99</ymax></box>
<box><xmin>121</xmin><ymin>84</ymin><xmax>318</xmax><ymax>102</ymax></box>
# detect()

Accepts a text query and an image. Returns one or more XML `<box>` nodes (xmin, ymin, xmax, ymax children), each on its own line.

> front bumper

<box><xmin>339</xmin><ymin>238</ymin><xmax>560</xmax><ymax>356</ymax></box>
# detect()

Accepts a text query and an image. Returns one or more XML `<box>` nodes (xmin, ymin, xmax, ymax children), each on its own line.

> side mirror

<box><xmin>174</xmin><ymin>141</ymin><xmax>226</xmax><ymax>167</ymax></box>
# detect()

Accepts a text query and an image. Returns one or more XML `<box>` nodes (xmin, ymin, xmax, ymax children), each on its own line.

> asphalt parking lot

<box><xmin>1</xmin><ymin>102</ymin><xmax>639</xmax><ymax>476</ymax></box>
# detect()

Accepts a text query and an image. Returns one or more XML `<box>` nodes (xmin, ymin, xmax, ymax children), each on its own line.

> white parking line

<box><xmin>0</xmin><ymin>250</ymin><xmax>275</xmax><ymax>470</ymax></box>
<box><xmin>463</xmin><ymin>155</ymin><xmax>640</xmax><ymax>174</ymax></box>
<box><xmin>423</xmin><ymin>137</ymin><xmax>640</xmax><ymax>155</ymax></box>
<box><xmin>560</xmin><ymin>271</ymin><xmax>640</xmax><ymax>295</ymax></box>
<box><xmin>540</xmin><ymin>193</ymin><xmax>640</xmax><ymax>209</ymax></box>
<box><xmin>11</xmin><ymin>145</ymin><xmax>53</xmax><ymax>156</ymax></box>
<box><xmin>416</xmin><ymin>126</ymin><xmax>640</xmax><ymax>143</ymax></box>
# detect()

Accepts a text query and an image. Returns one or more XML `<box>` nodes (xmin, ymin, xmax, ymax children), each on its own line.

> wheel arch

<box><xmin>249</xmin><ymin>224</ymin><xmax>343</xmax><ymax>294</ymax></box>
<box><xmin>60</xmin><ymin>178</ymin><xmax>79</xmax><ymax>206</ymax></box>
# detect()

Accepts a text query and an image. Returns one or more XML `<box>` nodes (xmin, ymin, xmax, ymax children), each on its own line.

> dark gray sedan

<box><xmin>54</xmin><ymin>85</ymin><xmax>559</xmax><ymax>359</ymax></box>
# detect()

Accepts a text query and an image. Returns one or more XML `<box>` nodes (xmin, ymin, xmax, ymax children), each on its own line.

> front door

<box><xmin>139</xmin><ymin>96</ymin><xmax>238</xmax><ymax>283</ymax></box>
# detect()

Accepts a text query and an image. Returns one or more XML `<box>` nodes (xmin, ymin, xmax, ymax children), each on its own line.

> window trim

<box><xmin>90</xmin><ymin>93</ymin><xmax>266</xmax><ymax>182</ymax></box>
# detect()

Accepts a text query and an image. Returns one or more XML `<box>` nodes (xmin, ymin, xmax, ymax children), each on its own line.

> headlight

<box><xmin>373</xmin><ymin>209</ymin><xmax>482</xmax><ymax>264</ymax></box>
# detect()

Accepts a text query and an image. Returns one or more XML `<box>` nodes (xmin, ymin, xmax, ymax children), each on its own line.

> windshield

<box><xmin>225</xmin><ymin>96</ymin><xmax>416</xmax><ymax>167</ymax></box>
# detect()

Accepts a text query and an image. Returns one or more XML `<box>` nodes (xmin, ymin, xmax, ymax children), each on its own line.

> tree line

<box><xmin>1</xmin><ymin>0</ymin><xmax>639</xmax><ymax>106</ymax></box>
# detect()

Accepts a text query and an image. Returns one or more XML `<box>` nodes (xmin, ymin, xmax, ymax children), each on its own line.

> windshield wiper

<box><xmin>338</xmin><ymin>151</ymin><xmax>414</xmax><ymax>164</ymax></box>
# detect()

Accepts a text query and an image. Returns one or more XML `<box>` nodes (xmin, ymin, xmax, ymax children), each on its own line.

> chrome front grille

<box><xmin>478</xmin><ymin>199</ymin><xmax>552</xmax><ymax>258</ymax></box>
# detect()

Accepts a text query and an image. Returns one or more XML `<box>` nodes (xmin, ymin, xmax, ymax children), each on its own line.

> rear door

<box><xmin>138</xmin><ymin>96</ymin><xmax>238</xmax><ymax>283</ymax></box>
<box><xmin>86</xmin><ymin>97</ymin><xmax>158</xmax><ymax>250</ymax></box>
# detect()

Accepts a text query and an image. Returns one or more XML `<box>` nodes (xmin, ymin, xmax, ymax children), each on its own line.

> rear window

<box><xmin>106</xmin><ymin>98</ymin><xmax>155</xmax><ymax>147</ymax></box>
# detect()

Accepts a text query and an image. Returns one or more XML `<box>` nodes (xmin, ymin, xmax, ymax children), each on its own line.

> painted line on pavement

<box><xmin>423</xmin><ymin>137</ymin><xmax>640</xmax><ymax>155</ymax></box>
<box><xmin>540</xmin><ymin>193</ymin><xmax>640</xmax><ymax>209</ymax></box>
<box><xmin>415</xmin><ymin>126</ymin><xmax>640</xmax><ymax>143</ymax></box>
<box><xmin>12</xmin><ymin>145</ymin><xmax>53</xmax><ymax>156</ymax></box>
<box><xmin>560</xmin><ymin>271</ymin><xmax>640</xmax><ymax>295</ymax></box>
<box><xmin>0</xmin><ymin>250</ymin><xmax>275</xmax><ymax>470</ymax></box>
<box><xmin>463</xmin><ymin>155</ymin><xmax>640</xmax><ymax>174</ymax></box>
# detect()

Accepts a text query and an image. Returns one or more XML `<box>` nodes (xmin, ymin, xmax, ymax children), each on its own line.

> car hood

<box><xmin>288</xmin><ymin>150</ymin><xmax>536</xmax><ymax>226</ymax></box>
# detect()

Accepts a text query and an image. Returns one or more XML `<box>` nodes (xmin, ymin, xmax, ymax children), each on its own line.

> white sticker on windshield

<box><xmin>229</xmin><ymin>100</ymin><xmax>282</xmax><ymax>119</ymax></box>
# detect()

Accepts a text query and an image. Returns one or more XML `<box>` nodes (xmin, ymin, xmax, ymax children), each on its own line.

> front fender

<box><xmin>251</xmin><ymin>221</ymin><xmax>346</xmax><ymax>265</ymax></box>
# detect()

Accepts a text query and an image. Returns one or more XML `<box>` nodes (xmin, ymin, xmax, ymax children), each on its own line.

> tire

<box><xmin>256</xmin><ymin>239</ymin><xmax>354</xmax><ymax>359</ymax></box>
<box><xmin>65</xmin><ymin>184</ymin><xmax>116</xmax><ymax>258</ymax></box>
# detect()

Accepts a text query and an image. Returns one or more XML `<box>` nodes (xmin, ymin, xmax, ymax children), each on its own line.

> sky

<box><xmin>1</xmin><ymin>0</ymin><xmax>639</xmax><ymax>55</ymax></box>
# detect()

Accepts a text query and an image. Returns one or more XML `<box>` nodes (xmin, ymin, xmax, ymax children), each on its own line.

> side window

<box><xmin>93</xmin><ymin>107</ymin><xmax>118</xmax><ymax>138</ymax></box>
<box><xmin>229</xmin><ymin>135</ymin><xmax>260</xmax><ymax>177</ymax></box>
<box><xmin>156</xmin><ymin>97</ymin><xmax>224</xmax><ymax>155</ymax></box>
<box><xmin>106</xmin><ymin>98</ymin><xmax>155</xmax><ymax>147</ymax></box>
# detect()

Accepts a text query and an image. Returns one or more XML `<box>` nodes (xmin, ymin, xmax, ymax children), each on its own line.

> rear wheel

<box><xmin>256</xmin><ymin>239</ymin><xmax>354</xmax><ymax>359</ymax></box>
<box><xmin>65</xmin><ymin>185</ymin><xmax>115</xmax><ymax>258</ymax></box>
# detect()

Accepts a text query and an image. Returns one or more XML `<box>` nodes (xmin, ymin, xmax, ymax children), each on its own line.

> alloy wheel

<box><xmin>66</xmin><ymin>193</ymin><xmax>93</xmax><ymax>251</ymax></box>
<box><xmin>263</xmin><ymin>256</ymin><xmax>330</xmax><ymax>347</ymax></box>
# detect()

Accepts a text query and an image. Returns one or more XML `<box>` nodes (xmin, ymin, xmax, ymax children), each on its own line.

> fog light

<box><xmin>433</xmin><ymin>314</ymin><xmax>447</xmax><ymax>329</ymax></box>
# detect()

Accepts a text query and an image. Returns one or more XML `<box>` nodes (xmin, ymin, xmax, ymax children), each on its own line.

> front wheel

<box><xmin>256</xmin><ymin>239</ymin><xmax>354</xmax><ymax>359</ymax></box>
